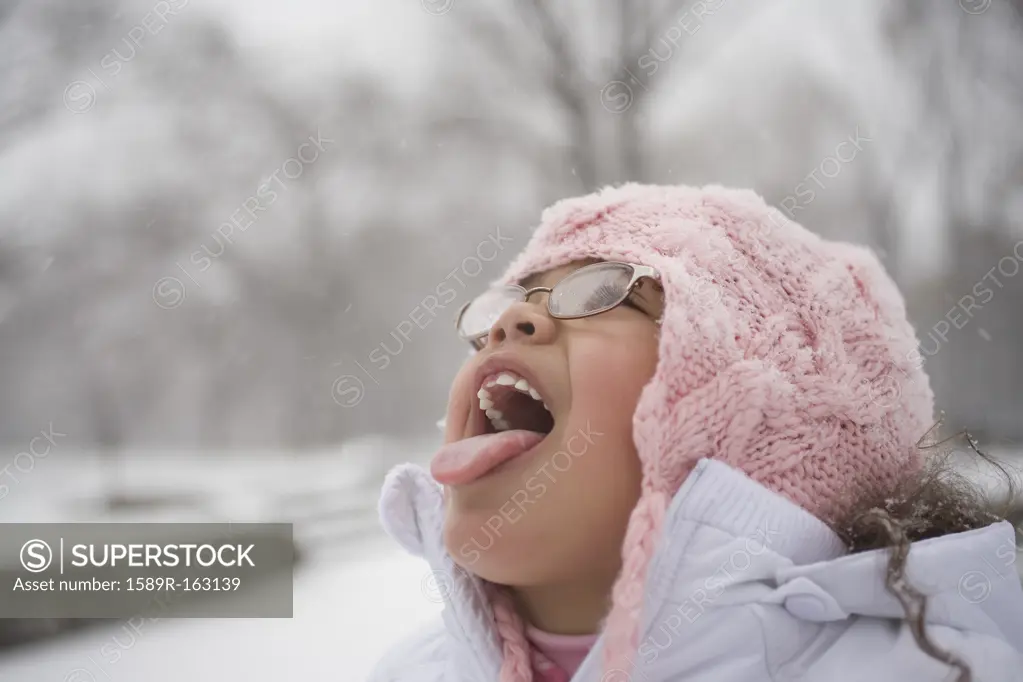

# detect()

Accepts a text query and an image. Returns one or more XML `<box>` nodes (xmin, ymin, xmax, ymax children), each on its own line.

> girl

<box><xmin>369</xmin><ymin>184</ymin><xmax>1023</xmax><ymax>681</ymax></box>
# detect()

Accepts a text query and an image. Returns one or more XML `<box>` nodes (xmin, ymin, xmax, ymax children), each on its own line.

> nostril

<box><xmin>516</xmin><ymin>321</ymin><xmax>535</xmax><ymax>335</ymax></box>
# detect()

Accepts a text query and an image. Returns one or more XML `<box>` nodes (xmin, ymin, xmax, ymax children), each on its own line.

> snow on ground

<box><xmin>0</xmin><ymin>542</ymin><xmax>442</xmax><ymax>682</ymax></box>
<box><xmin>0</xmin><ymin>433</ymin><xmax>435</xmax><ymax>524</ymax></box>
<box><xmin>0</xmin><ymin>438</ymin><xmax>440</xmax><ymax>681</ymax></box>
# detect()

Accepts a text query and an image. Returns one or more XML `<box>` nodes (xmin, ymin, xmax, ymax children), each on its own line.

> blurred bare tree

<box><xmin>886</xmin><ymin>0</ymin><xmax>1023</xmax><ymax>440</ymax></box>
<box><xmin>439</xmin><ymin>0</ymin><xmax>711</xmax><ymax>193</ymax></box>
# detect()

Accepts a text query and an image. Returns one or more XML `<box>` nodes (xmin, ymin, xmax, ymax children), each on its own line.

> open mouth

<box><xmin>474</xmin><ymin>371</ymin><xmax>555</xmax><ymax>437</ymax></box>
<box><xmin>431</xmin><ymin>361</ymin><xmax>560</xmax><ymax>487</ymax></box>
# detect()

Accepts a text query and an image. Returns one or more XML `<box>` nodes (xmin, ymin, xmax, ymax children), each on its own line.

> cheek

<box><xmin>568</xmin><ymin>339</ymin><xmax>657</xmax><ymax>430</ymax></box>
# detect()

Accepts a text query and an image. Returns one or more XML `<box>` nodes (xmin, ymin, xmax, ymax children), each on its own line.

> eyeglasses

<box><xmin>455</xmin><ymin>261</ymin><xmax>661</xmax><ymax>350</ymax></box>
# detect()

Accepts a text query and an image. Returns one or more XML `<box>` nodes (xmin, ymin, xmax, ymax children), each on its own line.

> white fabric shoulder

<box><xmin>365</xmin><ymin>618</ymin><xmax>448</xmax><ymax>682</ymax></box>
<box><xmin>625</xmin><ymin>460</ymin><xmax>1023</xmax><ymax>682</ymax></box>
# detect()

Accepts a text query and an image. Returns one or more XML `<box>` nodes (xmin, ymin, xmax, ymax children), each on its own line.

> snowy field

<box><xmin>0</xmin><ymin>437</ymin><xmax>443</xmax><ymax>682</ymax></box>
<box><xmin>0</xmin><ymin>543</ymin><xmax>443</xmax><ymax>682</ymax></box>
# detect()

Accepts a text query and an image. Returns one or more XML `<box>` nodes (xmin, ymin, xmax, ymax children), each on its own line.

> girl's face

<box><xmin>440</xmin><ymin>260</ymin><xmax>664</xmax><ymax>591</ymax></box>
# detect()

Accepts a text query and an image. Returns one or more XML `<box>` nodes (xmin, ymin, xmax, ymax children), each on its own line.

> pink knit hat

<box><xmin>489</xmin><ymin>183</ymin><xmax>935</xmax><ymax>680</ymax></box>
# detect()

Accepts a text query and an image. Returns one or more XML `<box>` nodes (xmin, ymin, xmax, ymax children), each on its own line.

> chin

<box><xmin>441</xmin><ymin>505</ymin><xmax>550</xmax><ymax>585</ymax></box>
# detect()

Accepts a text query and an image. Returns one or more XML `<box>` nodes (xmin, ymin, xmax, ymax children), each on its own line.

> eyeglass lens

<box><xmin>459</xmin><ymin>262</ymin><xmax>635</xmax><ymax>339</ymax></box>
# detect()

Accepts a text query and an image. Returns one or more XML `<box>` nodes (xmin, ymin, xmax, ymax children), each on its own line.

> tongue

<box><xmin>430</xmin><ymin>431</ymin><xmax>545</xmax><ymax>486</ymax></box>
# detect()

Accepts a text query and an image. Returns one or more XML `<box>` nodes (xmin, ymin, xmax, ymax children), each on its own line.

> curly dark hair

<box><xmin>833</xmin><ymin>414</ymin><xmax>1021</xmax><ymax>682</ymax></box>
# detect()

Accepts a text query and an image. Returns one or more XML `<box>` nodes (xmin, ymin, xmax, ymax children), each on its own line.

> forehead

<box><xmin>518</xmin><ymin>258</ymin><xmax>601</xmax><ymax>289</ymax></box>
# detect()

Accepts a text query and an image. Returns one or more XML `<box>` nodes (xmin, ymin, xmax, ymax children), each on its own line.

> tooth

<box><xmin>496</xmin><ymin>373</ymin><xmax>516</xmax><ymax>386</ymax></box>
<box><xmin>485</xmin><ymin>379</ymin><xmax>498</xmax><ymax>387</ymax></box>
<box><xmin>528</xmin><ymin>388</ymin><xmax>541</xmax><ymax>401</ymax></box>
<box><xmin>486</xmin><ymin>409</ymin><xmax>503</xmax><ymax>419</ymax></box>
<box><xmin>543</xmin><ymin>402</ymin><xmax>549</xmax><ymax>411</ymax></box>
<box><xmin>514</xmin><ymin>379</ymin><xmax>530</xmax><ymax>392</ymax></box>
<box><xmin>497</xmin><ymin>419</ymin><xmax>511</xmax><ymax>431</ymax></box>
<box><xmin>477</xmin><ymin>388</ymin><xmax>492</xmax><ymax>399</ymax></box>
<box><xmin>479</xmin><ymin>398</ymin><xmax>494</xmax><ymax>410</ymax></box>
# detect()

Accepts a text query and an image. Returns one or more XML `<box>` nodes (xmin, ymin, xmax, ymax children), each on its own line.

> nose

<box><xmin>486</xmin><ymin>297</ymin><xmax>556</xmax><ymax>348</ymax></box>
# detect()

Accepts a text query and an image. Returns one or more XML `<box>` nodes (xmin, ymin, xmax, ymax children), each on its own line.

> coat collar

<box><xmin>378</xmin><ymin>463</ymin><xmax>504</xmax><ymax>680</ymax></box>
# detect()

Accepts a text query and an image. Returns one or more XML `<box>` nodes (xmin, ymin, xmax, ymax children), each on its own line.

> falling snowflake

<box><xmin>977</xmin><ymin>328</ymin><xmax>992</xmax><ymax>341</ymax></box>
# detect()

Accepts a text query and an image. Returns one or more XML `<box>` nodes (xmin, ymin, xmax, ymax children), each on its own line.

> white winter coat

<box><xmin>368</xmin><ymin>458</ymin><xmax>1023</xmax><ymax>681</ymax></box>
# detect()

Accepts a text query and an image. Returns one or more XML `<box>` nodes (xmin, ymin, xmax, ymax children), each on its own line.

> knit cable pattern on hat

<box><xmin>485</xmin><ymin>183</ymin><xmax>935</xmax><ymax>681</ymax></box>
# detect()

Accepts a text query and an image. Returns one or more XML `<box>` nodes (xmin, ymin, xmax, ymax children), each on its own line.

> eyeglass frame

<box><xmin>454</xmin><ymin>261</ymin><xmax>662</xmax><ymax>350</ymax></box>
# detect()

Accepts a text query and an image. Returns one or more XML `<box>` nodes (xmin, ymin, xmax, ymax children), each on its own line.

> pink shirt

<box><xmin>525</xmin><ymin>625</ymin><xmax>599</xmax><ymax>682</ymax></box>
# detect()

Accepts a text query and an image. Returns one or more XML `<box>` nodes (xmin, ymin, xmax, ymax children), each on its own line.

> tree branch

<box><xmin>517</xmin><ymin>0</ymin><xmax>588</xmax><ymax>117</ymax></box>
